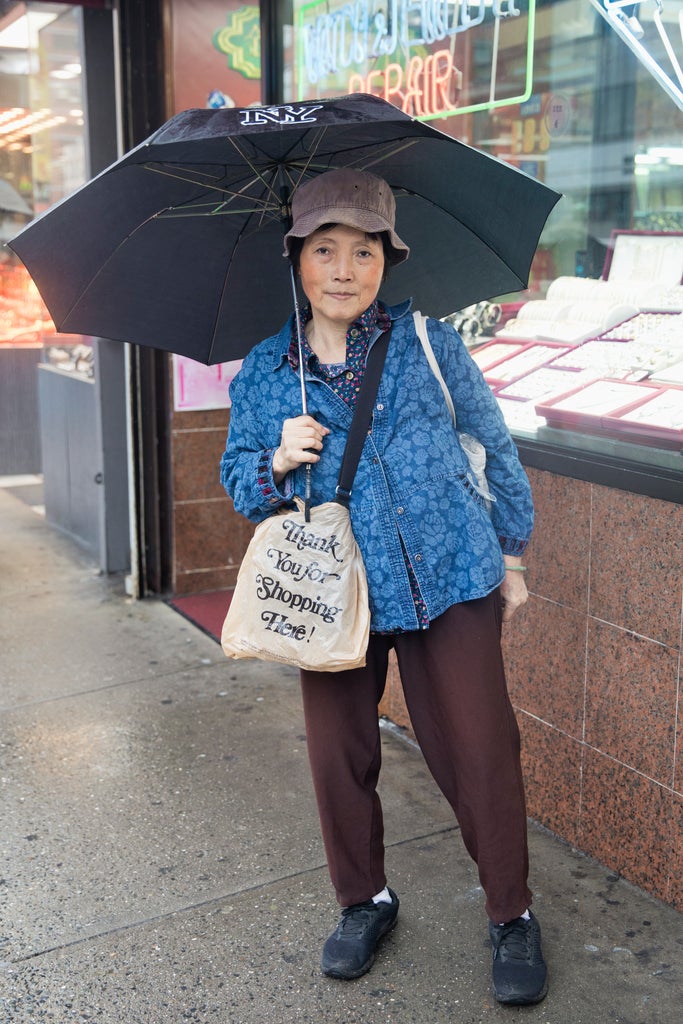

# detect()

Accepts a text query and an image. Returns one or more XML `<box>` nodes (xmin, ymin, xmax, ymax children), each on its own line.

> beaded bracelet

<box><xmin>505</xmin><ymin>565</ymin><xmax>528</xmax><ymax>572</ymax></box>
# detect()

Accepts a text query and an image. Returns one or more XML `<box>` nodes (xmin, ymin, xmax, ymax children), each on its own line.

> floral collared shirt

<box><xmin>288</xmin><ymin>299</ymin><xmax>391</xmax><ymax>409</ymax></box>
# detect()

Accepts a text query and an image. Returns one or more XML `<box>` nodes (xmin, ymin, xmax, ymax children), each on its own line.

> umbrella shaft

<box><xmin>289</xmin><ymin>263</ymin><xmax>312</xmax><ymax>519</ymax></box>
<box><xmin>289</xmin><ymin>262</ymin><xmax>308</xmax><ymax>416</ymax></box>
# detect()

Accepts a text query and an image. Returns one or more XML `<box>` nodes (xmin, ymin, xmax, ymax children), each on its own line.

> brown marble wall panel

<box><xmin>169</xmin><ymin>405</ymin><xmax>253</xmax><ymax>595</ymax></box>
<box><xmin>580</xmin><ymin>748</ymin><xmax>674</xmax><ymax>904</ymax></box>
<box><xmin>173</xmin><ymin>498</ymin><xmax>254</xmax><ymax>578</ymax></box>
<box><xmin>585</xmin><ymin>620</ymin><xmax>678</xmax><ymax>785</ymax></box>
<box><xmin>669</xmin><ymin>795</ymin><xmax>683</xmax><ymax>911</ymax></box>
<box><xmin>525</xmin><ymin>468</ymin><xmax>591</xmax><ymax>613</ymax></box>
<box><xmin>171</xmin><ymin>407</ymin><xmax>228</xmax><ymax>432</ymax></box>
<box><xmin>172</xmin><ymin>428</ymin><xmax>227</xmax><ymax>502</ymax></box>
<box><xmin>504</xmin><ymin>595</ymin><xmax>587</xmax><ymax>739</ymax></box>
<box><xmin>589</xmin><ymin>487</ymin><xmax>683</xmax><ymax>648</ymax></box>
<box><xmin>517</xmin><ymin>713</ymin><xmax>582</xmax><ymax>847</ymax></box>
<box><xmin>173</xmin><ymin>567</ymin><xmax>236</xmax><ymax>596</ymax></box>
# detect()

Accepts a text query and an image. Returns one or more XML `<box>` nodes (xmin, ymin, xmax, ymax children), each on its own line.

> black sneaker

<box><xmin>321</xmin><ymin>889</ymin><xmax>399</xmax><ymax>980</ymax></box>
<box><xmin>488</xmin><ymin>911</ymin><xmax>548</xmax><ymax>1005</ymax></box>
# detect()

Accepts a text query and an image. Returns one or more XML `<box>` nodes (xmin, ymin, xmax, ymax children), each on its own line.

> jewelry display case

<box><xmin>470</xmin><ymin>233</ymin><xmax>683</xmax><ymax>490</ymax></box>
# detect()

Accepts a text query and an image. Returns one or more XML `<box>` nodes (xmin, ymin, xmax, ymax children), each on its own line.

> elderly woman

<box><xmin>220</xmin><ymin>168</ymin><xmax>547</xmax><ymax>1006</ymax></box>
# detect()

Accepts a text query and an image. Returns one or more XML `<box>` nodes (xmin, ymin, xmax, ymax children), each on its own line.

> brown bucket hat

<box><xmin>283</xmin><ymin>167</ymin><xmax>410</xmax><ymax>266</ymax></box>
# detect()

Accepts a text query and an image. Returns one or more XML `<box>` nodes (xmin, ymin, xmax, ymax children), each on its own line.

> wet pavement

<box><xmin>1</xmin><ymin>483</ymin><xmax>681</xmax><ymax>1023</ymax></box>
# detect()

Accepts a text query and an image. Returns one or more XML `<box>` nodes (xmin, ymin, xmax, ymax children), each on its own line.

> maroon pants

<box><xmin>299</xmin><ymin>591</ymin><xmax>532</xmax><ymax>924</ymax></box>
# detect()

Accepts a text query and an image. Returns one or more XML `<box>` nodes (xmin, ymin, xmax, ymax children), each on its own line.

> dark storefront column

<box><xmin>260</xmin><ymin>0</ymin><xmax>285</xmax><ymax>104</ymax></box>
<box><xmin>81</xmin><ymin>5</ymin><xmax>131</xmax><ymax>572</ymax></box>
<box><xmin>117</xmin><ymin>0</ymin><xmax>172</xmax><ymax>595</ymax></box>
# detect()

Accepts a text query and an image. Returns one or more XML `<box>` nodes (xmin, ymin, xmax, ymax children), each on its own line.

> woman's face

<box><xmin>298</xmin><ymin>224</ymin><xmax>385</xmax><ymax>332</ymax></box>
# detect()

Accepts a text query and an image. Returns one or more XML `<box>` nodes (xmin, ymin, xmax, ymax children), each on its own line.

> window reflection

<box><xmin>1</xmin><ymin>4</ymin><xmax>87</xmax><ymax>360</ymax></box>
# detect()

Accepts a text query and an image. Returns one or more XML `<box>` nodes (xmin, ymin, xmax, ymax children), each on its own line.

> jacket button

<box><xmin>376</xmin><ymin>403</ymin><xmax>384</xmax><ymax>411</ymax></box>
<box><xmin>397</xmin><ymin>506</ymin><xmax>404</xmax><ymax>514</ymax></box>
<box><xmin>415</xmin><ymin>553</ymin><xmax>423</xmax><ymax>562</ymax></box>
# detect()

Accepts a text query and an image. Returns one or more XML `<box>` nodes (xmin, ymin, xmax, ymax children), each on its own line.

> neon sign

<box><xmin>347</xmin><ymin>47</ymin><xmax>464</xmax><ymax>116</ymax></box>
<box><xmin>294</xmin><ymin>0</ymin><xmax>536</xmax><ymax>119</ymax></box>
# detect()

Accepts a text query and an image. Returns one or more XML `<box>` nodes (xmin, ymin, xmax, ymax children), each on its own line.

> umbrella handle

<box><xmin>304</xmin><ymin>464</ymin><xmax>312</xmax><ymax>519</ymax></box>
<box><xmin>289</xmin><ymin>263</ymin><xmax>312</xmax><ymax>522</ymax></box>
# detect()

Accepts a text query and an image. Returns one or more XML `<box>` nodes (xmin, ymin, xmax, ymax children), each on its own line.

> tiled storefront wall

<box><xmin>380</xmin><ymin>468</ymin><xmax>683</xmax><ymax>911</ymax></box>
<box><xmin>170</xmin><ymin>407</ymin><xmax>254</xmax><ymax>596</ymax></box>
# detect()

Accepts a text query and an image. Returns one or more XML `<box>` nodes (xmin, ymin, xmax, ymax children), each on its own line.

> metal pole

<box><xmin>289</xmin><ymin>263</ymin><xmax>312</xmax><ymax>520</ymax></box>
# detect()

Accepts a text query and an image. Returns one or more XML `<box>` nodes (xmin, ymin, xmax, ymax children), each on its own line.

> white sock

<box><xmin>498</xmin><ymin>908</ymin><xmax>531</xmax><ymax>925</ymax></box>
<box><xmin>372</xmin><ymin>887</ymin><xmax>392</xmax><ymax>904</ymax></box>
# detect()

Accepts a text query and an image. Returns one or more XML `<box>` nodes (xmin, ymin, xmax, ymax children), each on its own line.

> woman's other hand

<box><xmin>500</xmin><ymin>557</ymin><xmax>529</xmax><ymax>622</ymax></box>
<box><xmin>272</xmin><ymin>415</ymin><xmax>330</xmax><ymax>484</ymax></box>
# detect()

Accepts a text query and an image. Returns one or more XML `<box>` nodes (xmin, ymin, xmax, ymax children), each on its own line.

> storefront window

<box><xmin>284</xmin><ymin>0</ymin><xmax>683</xmax><ymax>475</ymax></box>
<box><xmin>0</xmin><ymin>2</ymin><xmax>89</xmax><ymax>373</ymax></box>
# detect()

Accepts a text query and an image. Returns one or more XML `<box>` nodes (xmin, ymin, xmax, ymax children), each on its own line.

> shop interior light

<box><xmin>635</xmin><ymin>152</ymin><xmax>662</xmax><ymax>164</ymax></box>
<box><xmin>0</xmin><ymin>111</ymin><xmax>41</xmax><ymax>135</ymax></box>
<box><xmin>0</xmin><ymin>107</ymin><xmax>25</xmax><ymax>126</ymax></box>
<box><xmin>635</xmin><ymin>147</ymin><xmax>683</xmax><ymax>171</ymax></box>
<box><xmin>646</xmin><ymin>146</ymin><xmax>683</xmax><ymax>163</ymax></box>
<box><xmin>50</xmin><ymin>62</ymin><xmax>82</xmax><ymax>80</ymax></box>
<box><xmin>0</xmin><ymin>12</ymin><xmax>57</xmax><ymax>49</ymax></box>
<box><xmin>0</xmin><ymin>108</ymin><xmax>62</xmax><ymax>135</ymax></box>
<box><xmin>0</xmin><ymin>108</ymin><xmax>68</xmax><ymax>149</ymax></box>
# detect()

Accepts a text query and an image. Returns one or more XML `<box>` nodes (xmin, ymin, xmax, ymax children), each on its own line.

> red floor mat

<box><xmin>168</xmin><ymin>590</ymin><xmax>232</xmax><ymax>643</ymax></box>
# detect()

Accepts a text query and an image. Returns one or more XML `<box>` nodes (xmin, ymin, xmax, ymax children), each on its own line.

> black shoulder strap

<box><xmin>334</xmin><ymin>327</ymin><xmax>392</xmax><ymax>507</ymax></box>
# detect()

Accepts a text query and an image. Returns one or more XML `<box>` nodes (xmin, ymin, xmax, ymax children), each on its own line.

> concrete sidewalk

<box><xmin>1</xmin><ymin>484</ymin><xmax>681</xmax><ymax>1024</ymax></box>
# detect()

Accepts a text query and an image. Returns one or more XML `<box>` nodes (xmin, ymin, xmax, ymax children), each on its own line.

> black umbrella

<box><xmin>8</xmin><ymin>93</ymin><xmax>560</xmax><ymax>366</ymax></box>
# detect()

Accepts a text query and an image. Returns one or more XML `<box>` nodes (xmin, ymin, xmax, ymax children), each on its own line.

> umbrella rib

<box><xmin>206</xmin><ymin>229</ymin><xmax>241</xmax><ymax>366</ymax></box>
<box><xmin>275</xmin><ymin>127</ymin><xmax>330</xmax><ymax>188</ymax></box>
<box><xmin>344</xmin><ymin>137</ymin><xmax>422</xmax><ymax>171</ymax></box>
<box><xmin>226</xmin><ymin>138</ymin><xmax>285</xmax><ymax>209</ymax></box>
<box><xmin>141</xmin><ymin>135</ymin><xmax>422</xmax><ymax>219</ymax></box>
<box><xmin>143</xmin><ymin>162</ymin><xmax>280</xmax><ymax>214</ymax></box>
<box><xmin>226</xmin><ymin>127</ymin><xmax>331</xmax><ymax>199</ymax></box>
<box><xmin>279</xmin><ymin>138</ymin><xmax>423</xmax><ymax>182</ymax></box>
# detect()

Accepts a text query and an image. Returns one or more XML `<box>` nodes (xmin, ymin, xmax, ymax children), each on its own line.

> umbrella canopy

<box><xmin>8</xmin><ymin>94</ymin><xmax>560</xmax><ymax>365</ymax></box>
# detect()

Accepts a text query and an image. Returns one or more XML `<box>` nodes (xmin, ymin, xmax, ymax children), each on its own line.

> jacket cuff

<box><xmin>498</xmin><ymin>535</ymin><xmax>529</xmax><ymax>556</ymax></box>
<box><xmin>257</xmin><ymin>448</ymin><xmax>293</xmax><ymax>508</ymax></box>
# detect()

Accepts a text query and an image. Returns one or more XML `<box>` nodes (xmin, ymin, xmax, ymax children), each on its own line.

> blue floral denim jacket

<box><xmin>220</xmin><ymin>300</ymin><xmax>534</xmax><ymax>633</ymax></box>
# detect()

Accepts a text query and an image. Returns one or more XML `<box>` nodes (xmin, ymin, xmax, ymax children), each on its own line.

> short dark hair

<box><xmin>288</xmin><ymin>223</ymin><xmax>393</xmax><ymax>282</ymax></box>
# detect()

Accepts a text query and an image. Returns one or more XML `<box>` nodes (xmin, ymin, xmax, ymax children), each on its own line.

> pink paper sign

<box><xmin>173</xmin><ymin>355</ymin><xmax>243</xmax><ymax>411</ymax></box>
